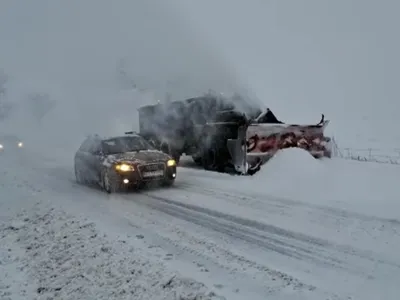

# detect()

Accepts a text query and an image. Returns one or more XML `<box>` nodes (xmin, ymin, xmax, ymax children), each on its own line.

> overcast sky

<box><xmin>177</xmin><ymin>1</ymin><xmax>400</xmax><ymax>120</ymax></box>
<box><xmin>0</xmin><ymin>0</ymin><xmax>399</xmax><ymax>147</ymax></box>
<box><xmin>0</xmin><ymin>0</ymin><xmax>242</xmax><ymax>97</ymax></box>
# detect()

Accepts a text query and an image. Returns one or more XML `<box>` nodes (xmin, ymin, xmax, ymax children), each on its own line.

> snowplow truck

<box><xmin>137</xmin><ymin>95</ymin><xmax>332</xmax><ymax>175</ymax></box>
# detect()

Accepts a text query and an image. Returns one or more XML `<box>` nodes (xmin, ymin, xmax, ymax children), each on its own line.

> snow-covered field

<box><xmin>1</xmin><ymin>146</ymin><xmax>400</xmax><ymax>300</ymax></box>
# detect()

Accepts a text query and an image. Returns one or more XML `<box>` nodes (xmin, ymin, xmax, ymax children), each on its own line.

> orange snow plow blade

<box><xmin>245</xmin><ymin>112</ymin><xmax>333</xmax><ymax>167</ymax></box>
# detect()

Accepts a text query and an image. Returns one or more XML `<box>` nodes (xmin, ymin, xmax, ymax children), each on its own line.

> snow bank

<box><xmin>0</xmin><ymin>201</ymin><xmax>216</xmax><ymax>300</ymax></box>
<box><xmin>253</xmin><ymin>148</ymin><xmax>328</xmax><ymax>200</ymax></box>
<box><xmin>258</xmin><ymin>148</ymin><xmax>324</xmax><ymax>177</ymax></box>
<box><xmin>251</xmin><ymin>148</ymin><xmax>400</xmax><ymax>220</ymax></box>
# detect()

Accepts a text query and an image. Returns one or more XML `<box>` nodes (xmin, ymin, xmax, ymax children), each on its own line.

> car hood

<box><xmin>103</xmin><ymin>150</ymin><xmax>170</xmax><ymax>166</ymax></box>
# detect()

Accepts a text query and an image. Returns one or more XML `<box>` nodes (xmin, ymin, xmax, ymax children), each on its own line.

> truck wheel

<box><xmin>202</xmin><ymin>148</ymin><xmax>217</xmax><ymax>171</ymax></box>
<box><xmin>160</xmin><ymin>142</ymin><xmax>170</xmax><ymax>155</ymax></box>
<box><xmin>160</xmin><ymin>142</ymin><xmax>181</xmax><ymax>164</ymax></box>
<box><xmin>202</xmin><ymin>146</ymin><xmax>226</xmax><ymax>172</ymax></box>
<box><xmin>172</xmin><ymin>153</ymin><xmax>181</xmax><ymax>164</ymax></box>
<box><xmin>192</xmin><ymin>156</ymin><xmax>202</xmax><ymax>165</ymax></box>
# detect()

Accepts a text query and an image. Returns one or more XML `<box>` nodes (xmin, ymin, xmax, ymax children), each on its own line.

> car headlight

<box><xmin>115</xmin><ymin>163</ymin><xmax>134</xmax><ymax>172</ymax></box>
<box><xmin>167</xmin><ymin>159</ymin><xmax>176</xmax><ymax>167</ymax></box>
<box><xmin>0</xmin><ymin>144</ymin><xmax>3</xmax><ymax>149</ymax></box>
<box><xmin>18</xmin><ymin>142</ymin><xmax>23</xmax><ymax>148</ymax></box>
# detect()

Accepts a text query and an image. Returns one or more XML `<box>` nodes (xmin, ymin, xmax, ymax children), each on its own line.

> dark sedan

<box><xmin>74</xmin><ymin>133</ymin><xmax>177</xmax><ymax>193</ymax></box>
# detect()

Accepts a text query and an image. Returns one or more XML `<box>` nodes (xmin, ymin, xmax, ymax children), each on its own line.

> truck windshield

<box><xmin>101</xmin><ymin>136</ymin><xmax>155</xmax><ymax>154</ymax></box>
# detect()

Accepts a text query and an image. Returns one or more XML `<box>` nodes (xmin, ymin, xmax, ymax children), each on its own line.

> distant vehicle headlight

<box><xmin>167</xmin><ymin>159</ymin><xmax>176</xmax><ymax>167</ymax></box>
<box><xmin>115</xmin><ymin>163</ymin><xmax>134</xmax><ymax>172</ymax></box>
<box><xmin>18</xmin><ymin>142</ymin><xmax>23</xmax><ymax>148</ymax></box>
<box><xmin>0</xmin><ymin>144</ymin><xmax>3</xmax><ymax>149</ymax></box>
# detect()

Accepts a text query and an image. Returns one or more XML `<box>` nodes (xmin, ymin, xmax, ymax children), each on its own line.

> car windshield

<box><xmin>101</xmin><ymin>136</ymin><xmax>154</xmax><ymax>154</ymax></box>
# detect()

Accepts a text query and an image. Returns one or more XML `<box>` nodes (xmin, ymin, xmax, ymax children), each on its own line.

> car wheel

<box><xmin>74</xmin><ymin>165</ymin><xmax>85</xmax><ymax>184</ymax></box>
<box><xmin>160</xmin><ymin>142</ymin><xmax>181</xmax><ymax>165</ymax></box>
<box><xmin>102</xmin><ymin>169</ymin><xmax>120</xmax><ymax>193</ymax></box>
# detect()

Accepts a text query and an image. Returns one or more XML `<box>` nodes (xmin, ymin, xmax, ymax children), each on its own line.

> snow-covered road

<box><xmin>1</xmin><ymin>147</ymin><xmax>400</xmax><ymax>300</ymax></box>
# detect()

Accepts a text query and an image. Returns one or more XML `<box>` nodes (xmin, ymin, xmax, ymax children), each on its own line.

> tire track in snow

<box><xmin>176</xmin><ymin>181</ymin><xmax>400</xmax><ymax>263</ymax></box>
<box><xmin>142</xmin><ymin>194</ymin><xmax>342</xmax><ymax>266</ymax></box>
<box><xmin>178</xmin><ymin>180</ymin><xmax>400</xmax><ymax>225</ymax></box>
<box><xmin>135</xmin><ymin>188</ymin><xmax>400</xmax><ymax>277</ymax></box>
